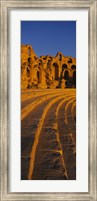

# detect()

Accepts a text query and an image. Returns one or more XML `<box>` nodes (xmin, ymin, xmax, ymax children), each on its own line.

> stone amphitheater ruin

<box><xmin>21</xmin><ymin>45</ymin><xmax>76</xmax><ymax>180</ymax></box>
<box><xmin>21</xmin><ymin>45</ymin><xmax>76</xmax><ymax>89</ymax></box>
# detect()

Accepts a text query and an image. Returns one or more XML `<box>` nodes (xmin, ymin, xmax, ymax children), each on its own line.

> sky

<box><xmin>21</xmin><ymin>21</ymin><xmax>76</xmax><ymax>58</ymax></box>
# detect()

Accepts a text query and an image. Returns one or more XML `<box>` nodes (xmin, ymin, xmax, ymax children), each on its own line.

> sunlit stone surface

<box><xmin>21</xmin><ymin>45</ymin><xmax>76</xmax><ymax>89</ymax></box>
<box><xmin>21</xmin><ymin>89</ymin><xmax>76</xmax><ymax>180</ymax></box>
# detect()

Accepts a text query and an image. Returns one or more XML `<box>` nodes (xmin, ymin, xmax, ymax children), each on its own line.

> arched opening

<box><xmin>37</xmin><ymin>71</ymin><xmax>42</xmax><ymax>83</ymax></box>
<box><xmin>62</xmin><ymin>64</ymin><xmax>67</xmax><ymax>71</ymax></box>
<box><xmin>64</xmin><ymin>70</ymin><xmax>69</xmax><ymax>80</ymax></box>
<box><xmin>53</xmin><ymin>63</ymin><xmax>59</xmax><ymax>80</ymax></box>
<box><xmin>71</xmin><ymin>65</ymin><xmax>76</xmax><ymax>69</ymax></box>
<box><xmin>28</xmin><ymin>57</ymin><xmax>32</xmax><ymax>64</ymax></box>
<box><xmin>43</xmin><ymin>57</ymin><xmax>46</xmax><ymax>60</ymax></box>
<box><xmin>38</xmin><ymin>59</ymin><xmax>42</xmax><ymax>66</ymax></box>
<box><xmin>56</xmin><ymin>52</ymin><xmax>62</xmax><ymax>61</ymax></box>
<box><xmin>47</xmin><ymin>60</ymin><xmax>51</xmax><ymax>69</ymax></box>
<box><xmin>58</xmin><ymin>54</ymin><xmax>62</xmax><ymax>61</ymax></box>
<box><xmin>73</xmin><ymin>71</ymin><xmax>76</xmax><ymax>87</ymax></box>
<box><xmin>28</xmin><ymin>47</ymin><xmax>31</xmax><ymax>56</ymax></box>
<box><xmin>68</xmin><ymin>58</ymin><xmax>72</xmax><ymax>63</ymax></box>
<box><xmin>48</xmin><ymin>56</ymin><xmax>52</xmax><ymax>61</ymax></box>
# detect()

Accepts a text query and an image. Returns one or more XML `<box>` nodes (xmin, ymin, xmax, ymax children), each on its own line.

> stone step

<box><xmin>21</xmin><ymin>94</ymin><xmax>70</xmax><ymax>179</ymax></box>
<box><xmin>56</xmin><ymin>97</ymin><xmax>76</xmax><ymax>180</ymax></box>
<box><xmin>21</xmin><ymin>89</ymin><xmax>76</xmax><ymax>180</ymax></box>
<box><xmin>21</xmin><ymin>91</ymin><xmax>69</xmax><ymax>120</ymax></box>
<box><xmin>30</xmin><ymin>95</ymin><xmax>75</xmax><ymax>180</ymax></box>
<box><xmin>31</xmin><ymin>98</ymin><xmax>70</xmax><ymax>180</ymax></box>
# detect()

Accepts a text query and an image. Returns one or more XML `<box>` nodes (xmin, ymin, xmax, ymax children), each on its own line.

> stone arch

<box><xmin>28</xmin><ymin>57</ymin><xmax>32</xmax><ymax>63</ymax></box>
<box><xmin>38</xmin><ymin>59</ymin><xmax>43</xmax><ymax>66</ymax></box>
<box><xmin>68</xmin><ymin>58</ymin><xmax>72</xmax><ymax>63</ymax></box>
<box><xmin>73</xmin><ymin>71</ymin><xmax>76</xmax><ymax>87</ymax></box>
<box><xmin>58</xmin><ymin>54</ymin><xmax>62</xmax><ymax>61</ymax></box>
<box><xmin>62</xmin><ymin>64</ymin><xmax>67</xmax><ymax>71</ymax></box>
<box><xmin>37</xmin><ymin>70</ymin><xmax>42</xmax><ymax>83</ymax></box>
<box><xmin>38</xmin><ymin>61</ymin><xmax>41</xmax><ymax>66</ymax></box>
<box><xmin>47</xmin><ymin>59</ymin><xmax>51</xmax><ymax>69</ymax></box>
<box><xmin>42</xmin><ymin>56</ymin><xmax>46</xmax><ymax>60</ymax></box>
<box><xmin>71</xmin><ymin>65</ymin><xmax>76</xmax><ymax>69</ymax></box>
<box><xmin>53</xmin><ymin>63</ymin><xmax>59</xmax><ymax>80</ymax></box>
<box><xmin>28</xmin><ymin>47</ymin><xmax>31</xmax><ymax>56</ymax></box>
<box><xmin>64</xmin><ymin>70</ymin><xmax>69</xmax><ymax>80</ymax></box>
<box><xmin>48</xmin><ymin>56</ymin><xmax>52</xmax><ymax>61</ymax></box>
<box><xmin>38</xmin><ymin>59</ymin><xmax>42</xmax><ymax>62</ymax></box>
<box><xmin>27</xmin><ymin>66</ymin><xmax>30</xmax><ymax>77</ymax></box>
<box><xmin>56</xmin><ymin>52</ymin><xmax>62</xmax><ymax>61</ymax></box>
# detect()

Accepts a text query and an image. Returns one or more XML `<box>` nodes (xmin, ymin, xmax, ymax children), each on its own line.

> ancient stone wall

<box><xmin>21</xmin><ymin>45</ymin><xmax>76</xmax><ymax>89</ymax></box>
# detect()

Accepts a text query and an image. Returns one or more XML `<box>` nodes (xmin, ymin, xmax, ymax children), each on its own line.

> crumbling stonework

<box><xmin>21</xmin><ymin>45</ymin><xmax>76</xmax><ymax>89</ymax></box>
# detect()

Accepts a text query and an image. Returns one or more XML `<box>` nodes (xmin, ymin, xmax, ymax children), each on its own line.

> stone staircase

<box><xmin>21</xmin><ymin>89</ymin><xmax>76</xmax><ymax>180</ymax></box>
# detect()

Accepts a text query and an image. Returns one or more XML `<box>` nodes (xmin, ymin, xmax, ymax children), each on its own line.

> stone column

<box><xmin>60</xmin><ymin>79</ymin><xmax>66</xmax><ymax>89</ymax></box>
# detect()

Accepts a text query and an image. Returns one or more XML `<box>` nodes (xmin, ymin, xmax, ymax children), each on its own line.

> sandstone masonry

<box><xmin>21</xmin><ymin>45</ymin><xmax>76</xmax><ymax>89</ymax></box>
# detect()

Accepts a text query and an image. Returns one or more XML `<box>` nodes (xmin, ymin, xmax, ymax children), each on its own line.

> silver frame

<box><xmin>0</xmin><ymin>0</ymin><xmax>97</xmax><ymax>200</ymax></box>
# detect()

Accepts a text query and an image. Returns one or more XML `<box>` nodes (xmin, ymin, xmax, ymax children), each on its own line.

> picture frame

<box><xmin>0</xmin><ymin>0</ymin><xmax>97</xmax><ymax>200</ymax></box>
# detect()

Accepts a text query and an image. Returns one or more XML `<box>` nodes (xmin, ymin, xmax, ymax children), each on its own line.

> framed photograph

<box><xmin>0</xmin><ymin>0</ymin><xmax>97</xmax><ymax>200</ymax></box>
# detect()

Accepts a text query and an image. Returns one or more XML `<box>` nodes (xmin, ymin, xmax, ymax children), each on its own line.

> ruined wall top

<box><xmin>21</xmin><ymin>44</ymin><xmax>76</xmax><ymax>65</ymax></box>
<box><xmin>21</xmin><ymin>44</ymin><xmax>76</xmax><ymax>89</ymax></box>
